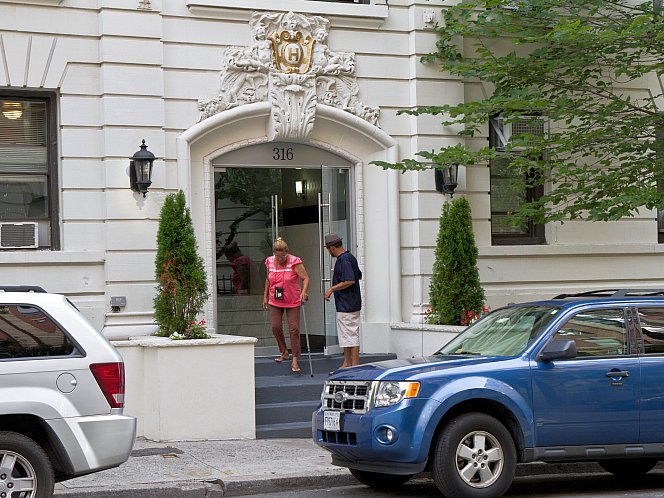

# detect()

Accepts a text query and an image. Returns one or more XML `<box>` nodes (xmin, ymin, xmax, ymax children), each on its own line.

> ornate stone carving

<box><xmin>198</xmin><ymin>11</ymin><xmax>380</xmax><ymax>139</ymax></box>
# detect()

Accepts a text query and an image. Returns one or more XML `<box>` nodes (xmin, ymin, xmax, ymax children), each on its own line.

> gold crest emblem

<box><xmin>270</xmin><ymin>31</ymin><xmax>315</xmax><ymax>74</ymax></box>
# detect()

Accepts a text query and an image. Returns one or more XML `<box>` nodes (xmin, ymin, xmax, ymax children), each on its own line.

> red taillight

<box><xmin>90</xmin><ymin>362</ymin><xmax>125</xmax><ymax>409</ymax></box>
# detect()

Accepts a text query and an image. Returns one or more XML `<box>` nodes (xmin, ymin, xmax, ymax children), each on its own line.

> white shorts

<box><xmin>336</xmin><ymin>311</ymin><xmax>360</xmax><ymax>347</ymax></box>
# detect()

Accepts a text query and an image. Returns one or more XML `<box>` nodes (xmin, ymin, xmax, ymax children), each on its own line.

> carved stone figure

<box><xmin>198</xmin><ymin>11</ymin><xmax>380</xmax><ymax>136</ymax></box>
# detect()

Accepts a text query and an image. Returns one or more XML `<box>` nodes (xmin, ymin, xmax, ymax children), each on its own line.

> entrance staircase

<box><xmin>255</xmin><ymin>353</ymin><xmax>397</xmax><ymax>439</ymax></box>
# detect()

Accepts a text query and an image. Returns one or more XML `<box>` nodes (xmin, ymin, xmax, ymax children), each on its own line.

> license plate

<box><xmin>323</xmin><ymin>411</ymin><xmax>341</xmax><ymax>432</ymax></box>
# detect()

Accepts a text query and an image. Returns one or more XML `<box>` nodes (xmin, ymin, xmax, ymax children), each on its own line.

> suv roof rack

<box><xmin>553</xmin><ymin>289</ymin><xmax>664</xmax><ymax>299</ymax></box>
<box><xmin>0</xmin><ymin>286</ymin><xmax>47</xmax><ymax>293</ymax></box>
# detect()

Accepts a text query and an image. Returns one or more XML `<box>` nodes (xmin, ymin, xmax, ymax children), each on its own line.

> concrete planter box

<box><xmin>389</xmin><ymin>323</ymin><xmax>464</xmax><ymax>358</ymax></box>
<box><xmin>113</xmin><ymin>334</ymin><xmax>257</xmax><ymax>441</ymax></box>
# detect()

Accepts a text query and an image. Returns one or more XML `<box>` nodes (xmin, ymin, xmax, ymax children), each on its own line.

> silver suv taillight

<box><xmin>90</xmin><ymin>362</ymin><xmax>125</xmax><ymax>408</ymax></box>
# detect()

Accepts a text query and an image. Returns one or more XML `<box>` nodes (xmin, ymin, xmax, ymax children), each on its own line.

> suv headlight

<box><xmin>374</xmin><ymin>381</ymin><xmax>420</xmax><ymax>408</ymax></box>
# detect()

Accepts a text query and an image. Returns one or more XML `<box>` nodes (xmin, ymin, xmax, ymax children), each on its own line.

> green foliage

<box><xmin>153</xmin><ymin>190</ymin><xmax>209</xmax><ymax>337</ymax></box>
<box><xmin>428</xmin><ymin>197</ymin><xmax>485</xmax><ymax>325</ymax></box>
<box><xmin>375</xmin><ymin>0</ymin><xmax>664</xmax><ymax>225</ymax></box>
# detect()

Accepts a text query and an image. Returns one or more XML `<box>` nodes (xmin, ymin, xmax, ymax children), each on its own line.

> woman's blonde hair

<box><xmin>272</xmin><ymin>237</ymin><xmax>289</xmax><ymax>253</ymax></box>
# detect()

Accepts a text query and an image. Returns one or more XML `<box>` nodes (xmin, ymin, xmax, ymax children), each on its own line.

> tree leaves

<box><xmin>375</xmin><ymin>0</ymin><xmax>664</xmax><ymax>223</ymax></box>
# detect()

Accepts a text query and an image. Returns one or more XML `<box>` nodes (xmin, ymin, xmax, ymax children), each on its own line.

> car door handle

<box><xmin>605</xmin><ymin>370</ymin><xmax>630</xmax><ymax>378</ymax></box>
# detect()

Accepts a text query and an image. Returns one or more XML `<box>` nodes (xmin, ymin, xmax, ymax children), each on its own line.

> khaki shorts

<box><xmin>336</xmin><ymin>311</ymin><xmax>360</xmax><ymax>347</ymax></box>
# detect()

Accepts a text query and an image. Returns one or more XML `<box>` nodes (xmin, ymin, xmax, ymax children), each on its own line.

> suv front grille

<box><xmin>322</xmin><ymin>380</ymin><xmax>373</xmax><ymax>414</ymax></box>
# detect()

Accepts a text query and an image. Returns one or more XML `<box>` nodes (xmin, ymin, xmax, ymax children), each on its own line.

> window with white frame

<box><xmin>0</xmin><ymin>91</ymin><xmax>58</xmax><ymax>249</ymax></box>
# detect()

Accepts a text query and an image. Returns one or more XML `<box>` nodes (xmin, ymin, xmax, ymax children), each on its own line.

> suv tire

<box><xmin>0</xmin><ymin>431</ymin><xmax>54</xmax><ymax>498</ymax></box>
<box><xmin>432</xmin><ymin>413</ymin><xmax>516</xmax><ymax>498</ymax></box>
<box><xmin>598</xmin><ymin>458</ymin><xmax>657</xmax><ymax>479</ymax></box>
<box><xmin>349</xmin><ymin>468</ymin><xmax>413</xmax><ymax>488</ymax></box>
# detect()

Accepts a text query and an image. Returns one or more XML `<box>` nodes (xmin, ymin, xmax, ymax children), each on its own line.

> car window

<box><xmin>0</xmin><ymin>304</ymin><xmax>75</xmax><ymax>359</ymax></box>
<box><xmin>637</xmin><ymin>307</ymin><xmax>664</xmax><ymax>354</ymax></box>
<box><xmin>553</xmin><ymin>309</ymin><xmax>627</xmax><ymax>357</ymax></box>
<box><xmin>437</xmin><ymin>305</ymin><xmax>560</xmax><ymax>356</ymax></box>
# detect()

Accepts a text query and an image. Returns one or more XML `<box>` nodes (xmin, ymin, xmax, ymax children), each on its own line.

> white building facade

<box><xmin>1</xmin><ymin>0</ymin><xmax>662</xmax><ymax>357</ymax></box>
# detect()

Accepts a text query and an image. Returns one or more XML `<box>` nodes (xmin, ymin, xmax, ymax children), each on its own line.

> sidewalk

<box><xmin>53</xmin><ymin>437</ymin><xmax>618</xmax><ymax>497</ymax></box>
<box><xmin>54</xmin><ymin>437</ymin><xmax>354</xmax><ymax>498</ymax></box>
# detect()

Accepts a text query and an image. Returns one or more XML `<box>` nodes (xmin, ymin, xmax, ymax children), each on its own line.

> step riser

<box><xmin>254</xmin><ymin>354</ymin><xmax>396</xmax><ymax>377</ymax></box>
<box><xmin>256</xmin><ymin>384</ymin><xmax>323</xmax><ymax>404</ymax></box>
<box><xmin>255</xmin><ymin>403</ymin><xmax>319</xmax><ymax>425</ymax></box>
<box><xmin>256</xmin><ymin>426</ymin><xmax>312</xmax><ymax>439</ymax></box>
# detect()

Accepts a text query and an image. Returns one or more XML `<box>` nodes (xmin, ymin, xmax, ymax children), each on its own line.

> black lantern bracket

<box><xmin>130</xmin><ymin>139</ymin><xmax>157</xmax><ymax>197</ymax></box>
<box><xmin>434</xmin><ymin>164</ymin><xmax>459</xmax><ymax>197</ymax></box>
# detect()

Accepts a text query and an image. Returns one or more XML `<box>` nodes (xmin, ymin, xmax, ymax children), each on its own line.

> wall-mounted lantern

<box><xmin>130</xmin><ymin>139</ymin><xmax>156</xmax><ymax>197</ymax></box>
<box><xmin>434</xmin><ymin>164</ymin><xmax>459</xmax><ymax>197</ymax></box>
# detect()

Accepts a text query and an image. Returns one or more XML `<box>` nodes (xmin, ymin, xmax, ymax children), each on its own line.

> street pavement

<box><xmin>53</xmin><ymin>436</ymin><xmax>621</xmax><ymax>498</ymax></box>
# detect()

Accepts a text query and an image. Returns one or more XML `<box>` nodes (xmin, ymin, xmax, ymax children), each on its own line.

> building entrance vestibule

<box><xmin>213</xmin><ymin>142</ymin><xmax>354</xmax><ymax>356</ymax></box>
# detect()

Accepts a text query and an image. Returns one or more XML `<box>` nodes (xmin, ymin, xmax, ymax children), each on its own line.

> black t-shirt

<box><xmin>332</xmin><ymin>251</ymin><xmax>362</xmax><ymax>312</ymax></box>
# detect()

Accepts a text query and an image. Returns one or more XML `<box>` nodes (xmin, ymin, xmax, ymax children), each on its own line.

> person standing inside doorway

<box><xmin>263</xmin><ymin>238</ymin><xmax>310</xmax><ymax>373</ymax></box>
<box><xmin>324</xmin><ymin>233</ymin><xmax>362</xmax><ymax>370</ymax></box>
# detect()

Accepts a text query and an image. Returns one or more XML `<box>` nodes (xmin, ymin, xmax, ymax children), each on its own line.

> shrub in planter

<box><xmin>154</xmin><ymin>190</ymin><xmax>209</xmax><ymax>337</ymax></box>
<box><xmin>428</xmin><ymin>197</ymin><xmax>485</xmax><ymax>325</ymax></box>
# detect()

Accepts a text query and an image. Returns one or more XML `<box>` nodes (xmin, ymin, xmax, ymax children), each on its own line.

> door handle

<box><xmin>318</xmin><ymin>192</ymin><xmax>324</xmax><ymax>293</ymax></box>
<box><xmin>605</xmin><ymin>370</ymin><xmax>630</xmax><ymax>378</ymax></box>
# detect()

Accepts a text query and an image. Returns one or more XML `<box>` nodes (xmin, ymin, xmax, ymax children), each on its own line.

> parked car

<box><xmin>313</xmin><ymin>289</ymin><xmax>664</xmax><ymax>497</ymax></box>
<box><xmin>0</xmin><ymin>286</ymin><xmax>136</xmax><ymax>498</ymax></box>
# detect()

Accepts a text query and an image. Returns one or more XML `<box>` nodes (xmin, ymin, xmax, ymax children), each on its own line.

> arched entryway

<box><xmin>177</xmin><ymin>102</ymin><xmax>402</xmax><ymax>355</ymax></box>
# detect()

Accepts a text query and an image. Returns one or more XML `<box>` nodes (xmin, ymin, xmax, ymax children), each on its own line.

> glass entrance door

<box><xmin>213</xmin><ymin>143</ymin><xmax>352</xmax><ymax>356</ymax></box>
<box><xmin>319</xmin><ymin>166</ymin><xmax>351</xmax><ymax>354</ymax></box>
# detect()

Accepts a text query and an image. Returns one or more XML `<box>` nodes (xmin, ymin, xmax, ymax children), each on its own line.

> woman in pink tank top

<box><xmin>263</xmin><ymin>238</ymin><xmax>310</xmax><ymax>373</ymax></box>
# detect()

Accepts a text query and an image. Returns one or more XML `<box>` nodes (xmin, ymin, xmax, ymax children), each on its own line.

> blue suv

<box><xmin>313</xmin><ymin>290</ymin><xmax>664</xmax><ymax>497</ymax></box>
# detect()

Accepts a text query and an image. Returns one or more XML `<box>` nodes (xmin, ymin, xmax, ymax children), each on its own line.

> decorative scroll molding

<box><xmin>198</xmin><ymin>10</ymin><xmax>380</xmax><ymax>141</ymax></box>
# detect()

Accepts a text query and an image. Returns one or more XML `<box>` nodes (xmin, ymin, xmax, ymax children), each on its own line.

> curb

<box><xmin>223</xmin><ymin>474</ymin><xmax>358</xmax><ymax>496</ymax></box>
<box><xmin>54</xmin><ymin>474</ymin><xmax>358</xmax><ymax>498</ymax></box>
<box><xmin>54</xmin><ymin>480</ymin><xmax>225</xmax><ymax>498</ymax></box>
<box><xmin>53</xmin><ymin>461</ymin><xmax>661</xmax><ymax>497</ymax></box>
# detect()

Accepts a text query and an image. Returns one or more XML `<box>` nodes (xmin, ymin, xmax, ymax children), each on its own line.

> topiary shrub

<box><xmin>153</xmin><ymin>190</ymin><xmax>209</xmax><ymax>337</ymax></box>
<box><xmin>428</xmin><ymin>196</ymin><xmax>485</xmax><ymax>325</ymax></box>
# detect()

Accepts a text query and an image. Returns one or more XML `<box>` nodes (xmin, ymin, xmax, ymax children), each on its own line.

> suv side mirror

<box><xmin>538</xmin><ymin>339</ymin><xmax>577</xmax><ymax>362</ymax></box>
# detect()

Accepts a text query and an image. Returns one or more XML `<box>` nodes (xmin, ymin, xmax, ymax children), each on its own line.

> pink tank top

<box><xmin>265</xmin><ymin>254</ymin><xmax>303</xmax><ymax>308</ymax></box>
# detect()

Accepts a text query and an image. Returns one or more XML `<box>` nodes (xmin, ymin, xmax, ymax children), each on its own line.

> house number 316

<box><xmin>273</xmin><ymin>147</ymin><xmax>294</xmax><ymax>161</ymax></box>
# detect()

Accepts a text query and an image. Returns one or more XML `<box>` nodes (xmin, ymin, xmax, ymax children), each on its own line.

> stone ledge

<box><xmin>114</xmin><ymin>333</ymin><xmax>257</xmax><ymax>348</ymax></box>
<box><xmin>391</xmin><ymin>322</ymin><xmax>465</xmax><ymax>333</ymax></box>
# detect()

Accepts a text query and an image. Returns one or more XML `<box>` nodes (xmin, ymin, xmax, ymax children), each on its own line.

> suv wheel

<box><xmin>432</xmin><ymin>413</ymin><xmax>516</xmax><ymax>498</ymax></box>
<box><xmin>598</xmin><ymin>459</ymin><xmax>657</xmax><ymax>479</ymax></box>
<box><xmin>0</xmin><ymin>431</ymin><xmax>54</xmax><ymax>498</ymax></box>
<box><xmin>349</xmin><ymin>468</ymin><xmax>413</xmax><ymax>488</ymax></box>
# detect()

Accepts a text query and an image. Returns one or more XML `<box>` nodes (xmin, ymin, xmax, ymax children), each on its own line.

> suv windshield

<box><xmin>437</xmin><ymin>305</ymin><xmax>561</xmax><ymax>357</ymax></box>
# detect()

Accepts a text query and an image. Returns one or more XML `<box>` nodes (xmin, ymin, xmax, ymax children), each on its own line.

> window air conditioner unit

<box><xmin>0</xmin><ymin>222</ymin><xmax>39</xmax><ymax>249</ymax></box>
<box><xmin>491</xmin><ymin>116</ymin><xmax>548</xmax><ymax>152</ymax></box>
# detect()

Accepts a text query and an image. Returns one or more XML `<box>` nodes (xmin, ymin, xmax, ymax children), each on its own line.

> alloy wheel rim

<box><xmin>454</xmin><ymin>430</ymin><xmax>504</xmax><ymax>488</ymax></box>
<box><xmin>0</xmin><ymin>450</ymin><xmax>37</xmax><ymax>498</ymax></box>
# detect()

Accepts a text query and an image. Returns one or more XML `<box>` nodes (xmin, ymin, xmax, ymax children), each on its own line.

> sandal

<box><xmin>274</xmin><ymin>353</ymin><xmax>289</xmax><ymax>363</ymax></box>
<box><xmin>292</xmin><ymin>366</ymin><xmax>302</xmax><ymax>373</ymax></box>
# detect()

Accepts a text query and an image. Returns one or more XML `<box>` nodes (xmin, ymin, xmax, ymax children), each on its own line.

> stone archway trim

<box><xmin>177</xmin><ymin>102</ymin><xmax>402</xmax><ymax>325</ymax></box>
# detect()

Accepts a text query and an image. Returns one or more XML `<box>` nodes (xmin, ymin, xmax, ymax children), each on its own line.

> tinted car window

<box><xmin>438</xmin><ymin>305</ymin><xmax>560</xmax><ymax>356</ymax></box>
<box><xmin>637</xmin><ymin>308</ymin><xmax>664</xmax><ymax>354</ymax></box>
<box><xmin>0</xmin><ymin>304</ymin><xmax>75</xmax><ymax>358</ymax></box>
<box><xmin>553</xmin><ymin>309</ymin><xmax>627</xmax><ymax>357</ymax></box>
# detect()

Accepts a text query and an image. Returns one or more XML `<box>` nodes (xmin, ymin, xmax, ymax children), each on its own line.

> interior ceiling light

<box><xmin>2</xmin><ymin>102</ymin><xmax>23</xmax><ymax>120</ymax></box>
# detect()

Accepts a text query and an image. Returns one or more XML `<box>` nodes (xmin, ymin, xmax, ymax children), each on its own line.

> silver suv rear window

<box><xmin>0</xmin><ymin>304</ymin><xmax>75</xmax><ymax>358</ymax></box>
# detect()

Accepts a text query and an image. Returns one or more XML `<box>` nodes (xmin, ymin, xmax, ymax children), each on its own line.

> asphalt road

<box><xmin>233</xmin><ymin>471</ymin><xmax>664</xmax><ymax>497</ymax></box>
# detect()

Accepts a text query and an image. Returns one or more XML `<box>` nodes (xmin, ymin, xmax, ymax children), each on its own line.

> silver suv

<box><xmin>0</xmin><ymin>287</ymin><xmax>136</xmax><ymax>498</ymax></box>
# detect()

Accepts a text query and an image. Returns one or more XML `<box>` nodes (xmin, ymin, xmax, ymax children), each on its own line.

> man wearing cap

<box><xmin>324</xmin><ymin>233</ymin><xmax>363</xmax><ymax>369</ymax></box>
